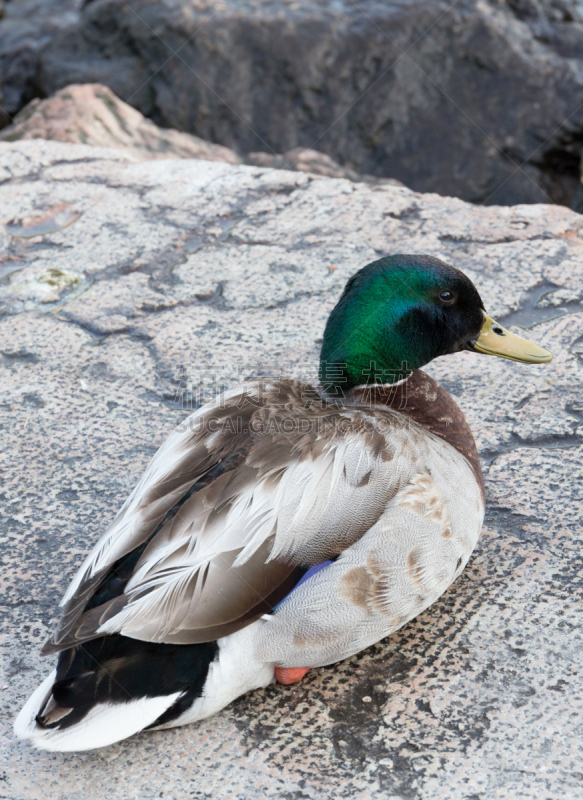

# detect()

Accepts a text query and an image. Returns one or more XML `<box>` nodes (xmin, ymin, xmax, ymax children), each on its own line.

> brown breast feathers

<box><xmin>348</xmin><ymin>370</ymin><xmax>485</xmax><ymax>502</ymax></box>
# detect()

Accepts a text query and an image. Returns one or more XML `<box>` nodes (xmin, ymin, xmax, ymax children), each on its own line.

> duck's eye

<box><xmin>439</xmin><ymin>290</ymin><xmax>456</xmax><ymax>305</ymax></box>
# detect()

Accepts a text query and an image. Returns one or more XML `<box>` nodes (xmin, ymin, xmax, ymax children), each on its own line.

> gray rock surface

<box><xmin>1</xmin><ymin>0</ymin><xmax>583</xmax><ymax>206</ymax></box>
<box><xmin>1</xmin><ymin>140</ymin><xmax>583</xmax><ymax>799</ymax></box>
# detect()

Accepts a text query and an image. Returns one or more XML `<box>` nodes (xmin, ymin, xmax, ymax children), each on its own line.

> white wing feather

<box><xmin>96</xmin><ymin>430</ymin><xmax>420</xmax><ymax>642</ymax></box>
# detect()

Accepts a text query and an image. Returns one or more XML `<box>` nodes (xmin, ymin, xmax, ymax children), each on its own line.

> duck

<box><xmin>14</xmin><ymin>254</ymin><xmax>552</xmax><ymax>752</ymax></box>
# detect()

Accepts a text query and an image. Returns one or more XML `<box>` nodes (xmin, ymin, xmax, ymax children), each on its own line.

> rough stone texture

<box><xmin>0</xmin><ymin>83</ymin><xmax>241</xmax><ymax>164</ymax></box>
<box><xmin>1</xmin><ymin>0</ymin><xmax>583</xmax><ymax>206</ymax></box>
<box><xmin>1</xmin><ymin>140</ymin><xmax>583</xmax><ymax>799</ymax></box>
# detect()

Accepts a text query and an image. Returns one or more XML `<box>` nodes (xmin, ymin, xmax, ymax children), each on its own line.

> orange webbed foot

<box><xmin>275</xmin><ymin>666</ymin><xmax>311</xmax><ymax>685</ymax></box>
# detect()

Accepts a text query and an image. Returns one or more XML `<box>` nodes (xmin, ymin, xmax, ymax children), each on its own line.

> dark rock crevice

<box><xmin>497</xmin><ymin>280</ymin><xmax>583</xmax><ymax>328</ymax></box>
<box><xmin>481</xmin><ymin>433</ymin><xmax>583</xmax><ymax>469</ymax></box>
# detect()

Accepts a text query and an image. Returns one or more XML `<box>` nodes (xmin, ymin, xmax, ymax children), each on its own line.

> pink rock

<box><xmin>0</xmin><ymin>83</ymin><xmax>241</xmax><ymax>164</ymax></box>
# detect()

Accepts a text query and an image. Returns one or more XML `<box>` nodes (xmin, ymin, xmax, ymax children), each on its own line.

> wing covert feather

<box><xmin>44</xmin><ymin>380</ymin><xmax>431</xmax><ymax>653</ymax></box>
<box><xmin>254</xmin><ymin>443</ymin><xmax>485</xmax><ymax>669</ymax></box>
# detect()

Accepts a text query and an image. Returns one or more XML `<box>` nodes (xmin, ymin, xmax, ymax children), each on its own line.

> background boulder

<box><xmin>0</xmin><ymin>83</ymin><xmax>241</xmax><ymax>163</ymax></box>
<box><xmin>1</xmin><ymin>0</ymin><xmax>583</xmax><ymax>206</ymax></box>
<box><xmin>0</xmin><ymin>82</ymin><xmax>403</xmax><ymax>183</ymax></box>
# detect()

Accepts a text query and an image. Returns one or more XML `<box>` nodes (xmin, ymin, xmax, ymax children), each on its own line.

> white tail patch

<box><xmin>154</xmin><ymin>623</ymin><xmax>275</xmax><ymax>729</ymax></box>
<box><xmin>14</xmin><ymin>670</ymin><xmax>180</xmax><ymax>752</ymax></box>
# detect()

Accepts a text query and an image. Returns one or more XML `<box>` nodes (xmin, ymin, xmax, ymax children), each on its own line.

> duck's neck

<box><xmin>347</xmin><ymin>369</ymin><xmax>485</xmax><ymax>501</ymax></box>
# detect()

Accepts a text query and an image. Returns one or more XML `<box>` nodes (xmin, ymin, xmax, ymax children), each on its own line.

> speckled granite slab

<box><xmin>1</xmin><ymin>141</ymin><xmax>582</xmax><ymax>800</ymax></box>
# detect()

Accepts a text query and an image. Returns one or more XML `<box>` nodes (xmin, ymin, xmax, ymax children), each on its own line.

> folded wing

<box><xmin>43</xmin><ymin>381</ymin><xmax>426</xmax><ymax>653</ymax></box>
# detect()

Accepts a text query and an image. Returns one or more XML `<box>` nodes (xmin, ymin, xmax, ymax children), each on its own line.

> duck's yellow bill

<box><xmin>467</xmin><ymin>315</ymin><xmax>552</xmax><ymax>364</ymax></box>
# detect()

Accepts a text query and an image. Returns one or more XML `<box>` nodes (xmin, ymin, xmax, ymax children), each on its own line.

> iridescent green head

<box><xmin>319</xmin><ymin>254</ymin><xmax>551</xmax><ymax>395</ymax></box>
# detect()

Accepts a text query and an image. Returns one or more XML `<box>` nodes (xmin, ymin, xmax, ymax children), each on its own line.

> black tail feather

<box><xmin>37</xmin><ymin>635</ymin><xmax>219</xmax><ymax>731</ymax></box>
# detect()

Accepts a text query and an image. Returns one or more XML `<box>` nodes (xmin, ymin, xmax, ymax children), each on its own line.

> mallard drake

<box><xmin>15</xmin><ymin>255</ymin><xmax>552</xmax><ymax>751</ymax></box>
